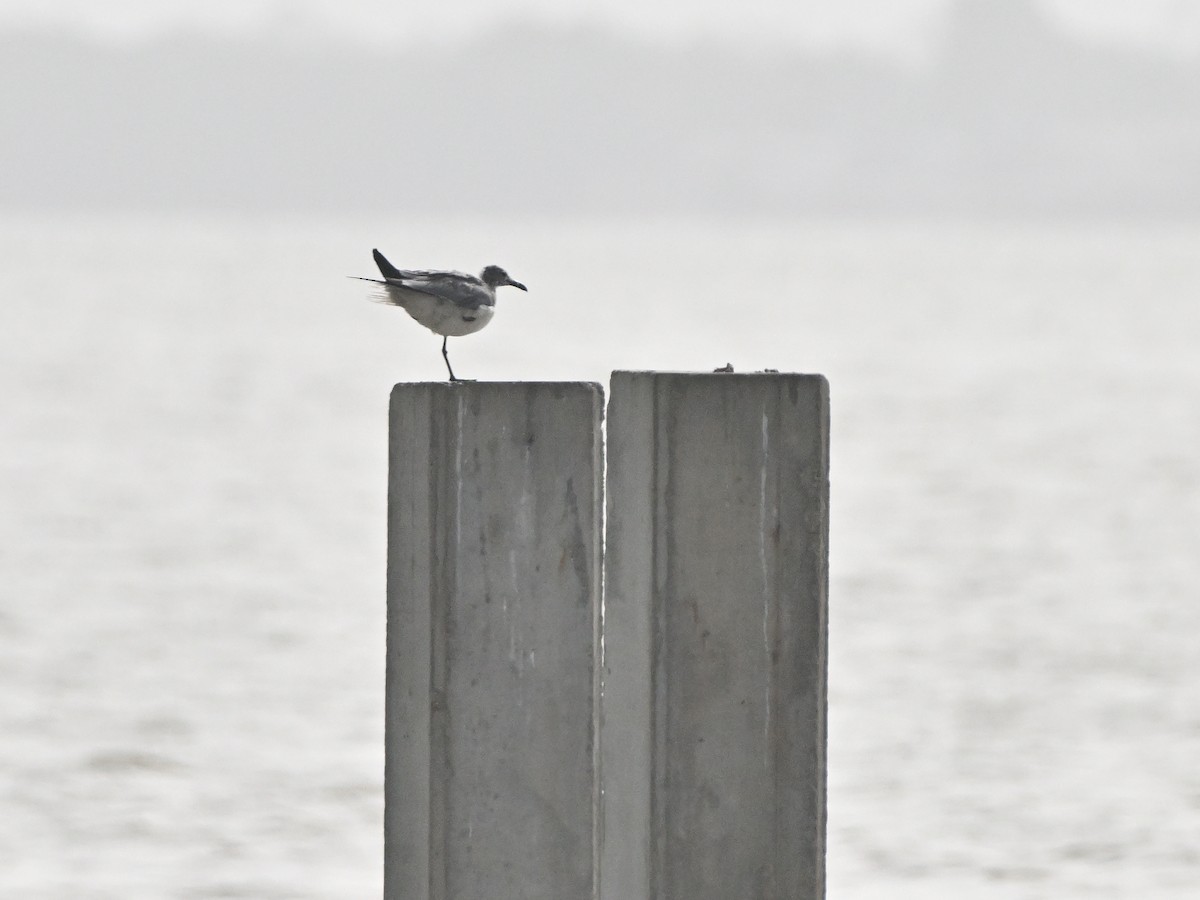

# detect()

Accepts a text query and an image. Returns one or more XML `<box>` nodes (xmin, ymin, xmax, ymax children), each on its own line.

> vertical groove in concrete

<box><xmin>386</xmin><ymin>382</ymin><xmax>603</xmax><ymax>900</ymax></box>
<box><xmin>602</xmin><ymin>372</ymin><xmax>830</xmax><ymax>900</ymax></box>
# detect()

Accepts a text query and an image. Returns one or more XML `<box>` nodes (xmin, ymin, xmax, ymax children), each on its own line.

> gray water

<box><xmin>3</xmin><ymin>213</ymin><xmax>1199</xmax><ymax>898</ymax></box>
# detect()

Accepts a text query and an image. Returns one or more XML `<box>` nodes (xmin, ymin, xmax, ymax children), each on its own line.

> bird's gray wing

<box><xmin>383</xmin><ymin>272</ymin><xmax>495</xmax><ymax>309</ymax></box>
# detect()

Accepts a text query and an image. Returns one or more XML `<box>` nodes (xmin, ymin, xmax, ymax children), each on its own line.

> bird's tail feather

<box><xmin>349</xmin><ymin>276</ymin><xmax>406</xmax><ymax>307</ymax></box>
<box><xmin>373</xmin><ymin>248</ymin><xmax>403</xmax><ymax>280</ymax></box>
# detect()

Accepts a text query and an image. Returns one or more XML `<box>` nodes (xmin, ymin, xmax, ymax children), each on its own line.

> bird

<box><xmin>353</xmin><ymin>248</ymin><xmax>527</xmax><ymax>381</ymax></box>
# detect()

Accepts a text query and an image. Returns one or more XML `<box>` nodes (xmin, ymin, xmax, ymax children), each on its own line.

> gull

<box><xmin>353</xmin><ymin>248</ymin><xmax>527</xmax><ymax>381</ymax></box>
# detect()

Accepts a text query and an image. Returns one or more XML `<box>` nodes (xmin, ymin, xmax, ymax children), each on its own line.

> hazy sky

<box><xmin>4</xmin><ymin>0</ymin><xmax>1197</xmax><ymax>215</ymax></box>
<box><xmin>0</xmin><ymin>0</ymin><xmax>1197</xmax><ymax>53</ymax></box>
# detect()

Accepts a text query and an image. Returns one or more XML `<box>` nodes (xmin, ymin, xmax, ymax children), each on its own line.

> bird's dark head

<box><xmin>481</xmin><ymin>265</ymin><xmax>527</xmax><ymax>292</ymax></box>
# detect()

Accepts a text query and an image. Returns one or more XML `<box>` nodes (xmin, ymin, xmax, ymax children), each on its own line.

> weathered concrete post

<box><xmin>601</xmin><ymin>372</ymin><xmax>830</xmax><ymax>900</ymax></box>
<box><xmin>385</xmin><ymin>382</ymin><xmax>603</xmax><ymax>900</ymax></box>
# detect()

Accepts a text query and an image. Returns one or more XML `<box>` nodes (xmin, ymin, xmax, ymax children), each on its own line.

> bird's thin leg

<box><xmin>442</xmin><ymin>336</ymin><xmax>458</xmax><ymax>381</ymax></box>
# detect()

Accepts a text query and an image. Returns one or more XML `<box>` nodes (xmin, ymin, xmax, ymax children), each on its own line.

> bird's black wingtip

<box><xmin>372</xmin><ymin>248</ymin><xmax>402</xmax><ymax>279</ymax></box>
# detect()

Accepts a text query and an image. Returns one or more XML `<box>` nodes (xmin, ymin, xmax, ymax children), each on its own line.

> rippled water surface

<box><xmin>3</xmin><ymin>213</ymin><xmax>1199</xmax><ymax>898</ymax></box>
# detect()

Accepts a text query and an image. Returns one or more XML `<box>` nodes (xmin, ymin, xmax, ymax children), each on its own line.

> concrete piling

<box><xmin>385</xmin><ymin>382</ymin><xmax>603</xmax><ymax>900</ymax></box>
<box><xmin>385</xmin><ymin>373</ymin><xmax>829</xmax><ymax>900</ymax></box>
<box><xmin>601</xmin><ymin>372</ymin><xmax>830</xmax><ymax>900</ymax></box>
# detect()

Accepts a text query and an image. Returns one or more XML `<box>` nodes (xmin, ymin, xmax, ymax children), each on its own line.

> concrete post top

<box><xmin>389</xmin><ymin>381</ymin><xmax>605</xmax><ymax>422</ymax></box>
<box><xmin>391</xmin><ymin>381</ymin><xmax>604</xmax><ymax>393</ymax></box>
<box><xmin>611</xmin><ymin>369</ymin><xmax>828</xmax><ymax>384</ymax></box>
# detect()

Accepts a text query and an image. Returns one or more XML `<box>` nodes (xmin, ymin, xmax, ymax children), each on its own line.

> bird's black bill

<box><xmin>508</xmin><ymin>279</ymin><xmax>528</xmax><ymax>291</ymax></box>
